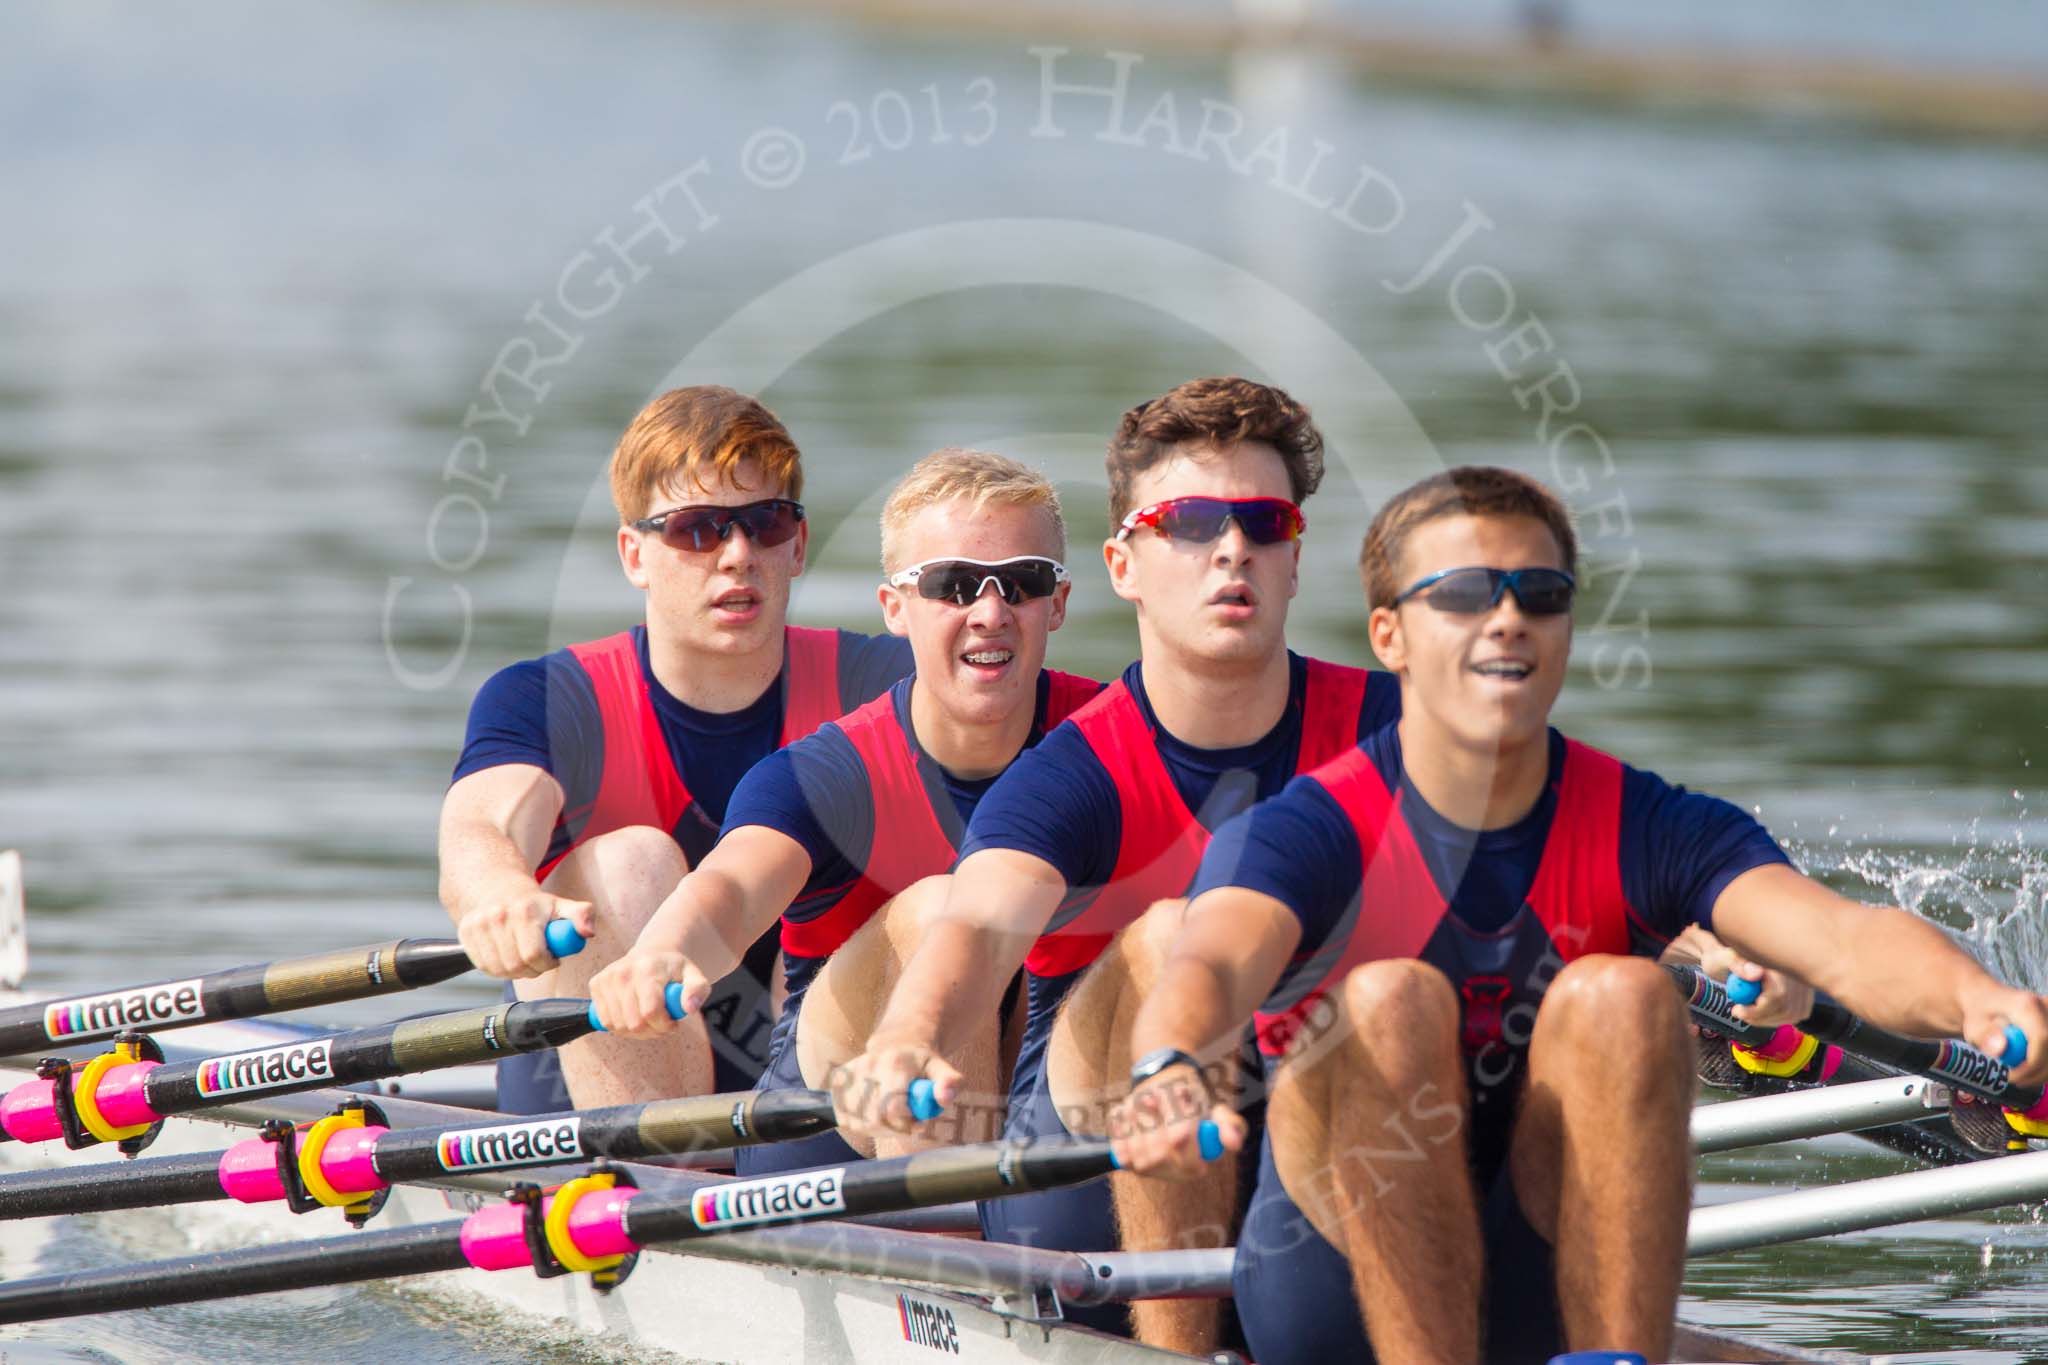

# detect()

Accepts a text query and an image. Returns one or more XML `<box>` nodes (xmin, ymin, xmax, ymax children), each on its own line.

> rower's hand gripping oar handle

<box><xmin>543</xmin><ymin>923</ymin><xmax>687</xmax><ymax>1032</ymax></box>
<box><xmin>904</xmin><ymin>1080</ymin><xmax>1225</xmax><ymax>1163</ymax></box>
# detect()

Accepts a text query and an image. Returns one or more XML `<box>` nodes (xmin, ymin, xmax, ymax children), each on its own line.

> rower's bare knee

<box><xmin>542</xmin><ymin>825</ymin><xmax>686</xmax><ymax>933</ymax></box>
<box><xmin>1048</xmin><ymin>899</ymin><xmax>1187</xmax><ymax>1121</ymax></box>
<box><xmin>1531</xmin><ymin>955</ymin><xmax>1686</xmax><ymax>1061</ymax></box>
<box><xmin>1339</xmin><ymin>959</ymin><xmax>1462</xmax><ymax>1075</ymax></box>
<box><xmin>1061</xmin><ymin>898</ymin><xmax>1184</xmax><ymax>1037</ymax></box>
<box><xmin>797</xmin><ymin>876</ymin><xmax>955</xmax><ymax>1088</ymax></box>
<box><xmin>538</xmin><ymin>827</ymin><xmax>709</xmax><ymax>1104</ymax></box>
<box><xmin>532</xmin><ymin>826</ymin><xmax>685</xmax><ymax>995</ymax></box>
<box><xmin>1126</xmin><ymin>897</ymin><xmax>1189</xmax><ymax>981</ymax></box>
<box><xmin>885</xmin><ymin>875</ymin><xmax>955</xmax><ymax>960</ymax></box>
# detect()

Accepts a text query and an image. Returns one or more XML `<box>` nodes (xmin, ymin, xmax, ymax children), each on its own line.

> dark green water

<box><xmin>1</xmin><ymin>3</ymin><xmax>2045</xmax><ymax>1359</ymax></box>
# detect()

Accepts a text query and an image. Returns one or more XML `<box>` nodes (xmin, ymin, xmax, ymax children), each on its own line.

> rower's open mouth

<box><xmin>1470</xmin><ymin>660</ymin><xmax>1534</xmax><ymax>680</ymax></box>
<box><xmin>962</xmin><ymin>647</ymin><xmax>1013</xmax><ymax>668</ymax></box>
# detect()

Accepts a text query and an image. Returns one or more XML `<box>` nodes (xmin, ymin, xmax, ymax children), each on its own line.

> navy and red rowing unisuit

<box><xmin>781</xmin><ymin>670</ymin><xmax>1103</xmax><ymax>964</ymax></box>
<box><xmin>1025</xmin><ymin>659</ymin><xmax>1386</xmax><ymax>979</ymax></box>
<box><xmin>1252</xmin><ymin>737</ymin><xmax>1636</xmax><ymax>1060</ymax></box>
<box><xmin>539</xmin><ymin>626</ymin><xmax>843</xmax><ymax>879</ymax></box>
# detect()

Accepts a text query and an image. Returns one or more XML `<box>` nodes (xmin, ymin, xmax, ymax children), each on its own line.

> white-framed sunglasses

<box><xmin>886</xmin><ymin>555</ymin><xmax>1070</xmax><ymax>606</ymax></box>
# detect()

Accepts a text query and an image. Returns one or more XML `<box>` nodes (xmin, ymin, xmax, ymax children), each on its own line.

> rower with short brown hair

<box><xmin>831</xmin><ymin>376</ymin><xmax>1400</xmax><ymax>1350</ymax></box>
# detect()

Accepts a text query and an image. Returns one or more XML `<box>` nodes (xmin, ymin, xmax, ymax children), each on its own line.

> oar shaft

<box><xmin>1666</xmin><ymin>966</ymin><xmax>2046</xmax><ymax>1112</ymax></box>
<box><xmin>0</xmin><ymin>999</ymin><xmax>595</xmax><ymax>1143</ymax></box>
<box><xmin>621</xmin><ymin>1136</ymin><xmax>1118</xmax><ymax>1249</ymax></box>
<box><xmin>0</xmin><ymin>939</ymin><xmax>474</xmax><ymax>1054</ymax></box>
<box><xmin>0</xmin><ymin>1134</ymin><xmax>1123</xmax><ymax>1322</ymax></box>
<box><xmin>218</xmin><ymin>1089</ymin><xmax>839</xmax><ymax>1203</ymax></box>
<box><xmin>370</xmin><ymin>1087</ymin><xmax>836</xmax><ymax>1184</ymax></box>
<box><xmin>0</xmin><ymin>1222</ymin><xmax>471</xmax><ymax>1323</ymax></box>
<box><xmin>0</xmin><ymin>1150</ymin><xmax>225</xmax><ymax>1219</ymax></box>
<box><xmin>1800</xmin><ymin>1000</ymin><xmax>2044</xmax><ymax>1111</ymax></box>
<box><xmin>0</xmin><ymin>1088</ymin><xmax>840</xmax><ymax>1218</ymax></box>
<box><xmin>146</xmin><ymin>999</ymin><xmax>594</xmax><ymax>1117</ymax></box>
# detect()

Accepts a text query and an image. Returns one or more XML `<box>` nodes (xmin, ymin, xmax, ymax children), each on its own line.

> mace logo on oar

<box><xmin>195</xmin><ymin>1040</ymin><xmax>334</xmax><ymax>1096</ymax></box>
<box><xmin>437</xmin><ymin>1118</ymin><xmax>584</xmax><ymax>1171</ymax></box>
<box><xmin>690</xmin><ymin>1168</ymin><xmax>846</xmax><ymax>1229</ymax></box>
<box><xmin>1930</xmin><ymin>1040</ymin><xmax>2012</xmax><ymax>1097</ymax></box>
<box><xmin>43</xmin><ymin>981</ymin><xmax>205</xmax><ymax>1040</ymax></box>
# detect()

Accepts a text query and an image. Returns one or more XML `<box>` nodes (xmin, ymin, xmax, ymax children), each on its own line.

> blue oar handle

<box><xmin>586</xmin><ymin>983</ymin><xmax>687</xmax><ymax>1033</ymax></box>
<box><xmin>1999</xmin><ymin>1024</ymin><xmax>2028</xmax><ymax>1068</ymax></box>
<box><xmin>1723</xmin><ymin>973</ymin><xmax>1762</xmax><ymax>1006</ymax></box>
<box><xmin>544</xmin><ymin>919</ymin><xmax>587</xmax><ymax>959</ymax></box>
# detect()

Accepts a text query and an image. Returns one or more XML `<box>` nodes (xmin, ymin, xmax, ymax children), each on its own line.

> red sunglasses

<box><xmin>1115</xmin><ymin>496</ymin><xmax>1305</xmax><ymax>545</ymax></box>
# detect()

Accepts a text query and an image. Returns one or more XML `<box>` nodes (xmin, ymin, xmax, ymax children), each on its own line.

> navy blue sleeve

<box><xmin>1190</xmin><ymin>776</ymin><xmax>1364</xmax><ymax>952</ymax></box>
<box><xmin>721</xmin><ymin>727</ymin><xmax>871</xmax><ymax>904</ymax></box>
<box><xmin>955</xmin><ymin>723</ymin><xmax>1121</xmax><ymax>891</ymax></box>
<box><xmin>835</xmin><ymin>629</ymin><xmax>915</xmax><ymax>710</ymax></box>
<box><xmin>1620</xmin><ymin>765</ymin><xmax>1792</xmax><ymax>939</ymax></box>
<box><xmin>1356</xmin><ymin>671</ymin><xmax>1402</xmax><ymax>740</ymax></box>
<box><xmin>450</xmin><ymin>656</ymin><xmax>602</xmax><ymax>809</ymax></box>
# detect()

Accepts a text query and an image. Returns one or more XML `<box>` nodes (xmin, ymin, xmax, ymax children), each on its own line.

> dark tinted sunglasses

<box><xmin>1392</xmin><ymin>566</ymin><xmax>1576</xmax><ymax>616</ymax></box>
<box><xmin>631</xmin><ymin>498</ymin><xmax>805</xmax><ymax>552</ymax></box>
<box><xmin>1115</xmin><ymin>496</ymin><xmax>1306</xmax><ymax>545</ymax></box>
<box><xmin>887</xmin><ymin>555</ymin><xmax>1070</xmax><ymax>606</ymax></box>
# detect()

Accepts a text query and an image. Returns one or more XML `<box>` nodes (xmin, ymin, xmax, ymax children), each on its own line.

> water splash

<box><xmin>1783</xmin><ymin>817</ymin><xmax>2048</xmax><ymax>994</ymax></box>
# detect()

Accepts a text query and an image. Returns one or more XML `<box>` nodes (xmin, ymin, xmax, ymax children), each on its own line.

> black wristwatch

<box><xmin>1129</xmin><ymin>1046</ymin><xmax>1205</xmax><ymax>1091</ymax></box>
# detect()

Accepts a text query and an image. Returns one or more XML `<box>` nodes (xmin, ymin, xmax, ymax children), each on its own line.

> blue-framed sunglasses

<box><xmin>1391</xmin><ymin>566</ymin><xmax>1576</xmax><ymax>616</ymax></box>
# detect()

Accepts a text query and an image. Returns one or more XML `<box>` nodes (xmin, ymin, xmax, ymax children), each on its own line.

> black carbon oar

<box><xmin>0</xmin><ymin>938</ymin><xmax>475</xmax><ymax>1055</ymax></box>
<box><xmin>0</xmin><ymin>999</ymin><xmax>595</xmax><ymax>1150</ymax></box>
<box><xmin>0</xmin><ymin>1088</ymin><xmax>837</xmax><ymax>1220</ymax></box>
<box><xmin>1668</xmin><ymin>965</ymin><xmax>2044</xmax><ymax>1114</ymax></box>
<box><xmin>0</xmin><ymin>1133</ymin><xmax>1135</xmax><ymax>1323</ymax></box>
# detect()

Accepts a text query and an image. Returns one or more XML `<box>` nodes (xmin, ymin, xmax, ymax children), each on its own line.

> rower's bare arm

<box><xmin>437</xmin><ymin>765</ymin><xmax>591</xmax><ymax>980</ymax></box>
<box><xmin>1713</xmin><ymin>862</ymin><xmax>2048</xmax><ymax>1081</ymax></box>
<box><xmin>590</xmin><ymin>826</ymin><xmax>812</xmax><ymax>1034</ymax></box>
<box><xmin>1113</xmin><ymin>887</ymin><xmax>1298</xmax><ymax>1178</ymax></box>
<box><xmin>1658</xmin><ymin>923</ymin><xmax>1814</xmax><ymax>1028</ymax></box>
<box><xmin>836</xmin><ymin>848</ymin><xmax>1063</xmax><ymax>1137</ymax></box>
